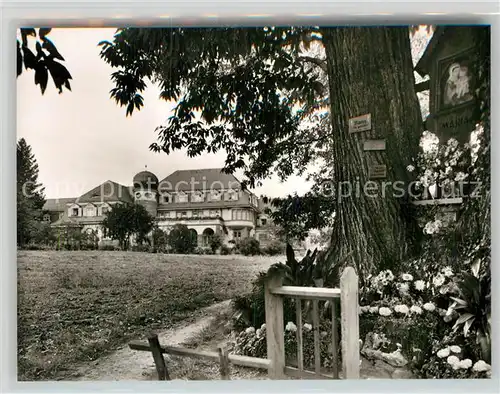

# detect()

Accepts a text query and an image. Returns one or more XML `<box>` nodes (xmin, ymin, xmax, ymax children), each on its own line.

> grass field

<box><xmin>17</xmin><ymin>251</ymin><xmax>279</xmax><ymax>381</ymax></box>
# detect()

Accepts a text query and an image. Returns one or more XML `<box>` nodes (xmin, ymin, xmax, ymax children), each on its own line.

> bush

<box><xmin>131</xmin><ymin>244</ymin><xmax>152</xmax><ymax>253</ymax></box>
<box><xmin>220</xmin><ymin>244</ymin><xmax>231</xmax><ymax>255</ymax></box>
<box><xmin>209</xmin><ymin>234</ymin><xmax>223</xmax><ymax>253</ymax></box>
<box><xmin>98</xmin><ymin>244</ymin><xmax>119</xmax><ymax>251</ymax></box>
<box><xmin>234</xmin><ymin>319</ymin><xmax>340</xmax><ymax>370</ymax></box>
<box><xmin>193</xmin><ymin>247</ymin><xmax>213</xmax><ymax>255</ymax></box>
<box><xmin>261</xmin><ymin>240</ymin><xmax>285</xmax><ymax>256</ymax></box>
<box><xmin>167</xmin><ymin>224</ymin><xmax>197</xmax><ymax>254</ymax></box>
<box><xmin>237</xmin><ymin>238</ymin><xmax>261</xmax><ymax>256</ymax></box>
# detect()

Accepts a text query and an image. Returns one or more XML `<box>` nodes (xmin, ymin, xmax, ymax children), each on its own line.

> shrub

<box><xmin>220</xmin><ymin>245</ymin><xmax>231</xmax><ymax>255</ymax></box>
<box><xmin>261</xmin><ymin>240</ymin><xmax>285</xmax><ymax>256</ymax></box>
<box><xmin>237</xmin><ymin>238</ymin><xmax>261</xmax><ymax>256</ymax></box>
<box><xmin>209</xmin><ymin>234</ymin><xmax>223</xmax><ymax>253</ymax></box>
<box><xmin>131</xmin><ymin>244</ymin><xmax>152</xmax><ymax>253</ymax></box>
<box><xmin>167</xmin><ymin>224</ymin><xmax>197</xmax><ymax>254</ymax></box>
<box><xmin>98</xmin><ymin>244</ymin><xmax>119</xmax><ymax>251</ymax></box>
<box><xmin>233</xmin><ymin>320</ymin><xmax>340</xmax><ymax>370</ymax></box>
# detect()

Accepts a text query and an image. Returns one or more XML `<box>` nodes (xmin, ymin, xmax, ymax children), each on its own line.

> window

<box><xmin>162</xmin><ymin>194</ymin><xmax>171</xmax><ymax>203</ymax></box>
<box><xmin>145</xmin><ymin>192</ymin><xmax>153</xmax><ymax>199</ymax></box>
<box><xmin>233</xmin><ymin>231</ymin><xmax>242</xmax><ymax>239</ymax></box>
<box><xmin>210</xmin><ymin>190</ymin><xmax>221</xmax><ymax>201</ymax></box>
<box><xmin>192</xmin><ymin>191</ymin><xmax>204</xmax><ymax>202</ymax></box>
<box><xmin>72</xmin><ymin>208</ymin><xmax>79</xmax><ymax>217</ymax></box>
<box><xmin>135</xmin><ymin>192</ymin><xmax>141</xmax><ymax>199</ymax></box>
<box><xmin>210</xmin><ymin>210</ymin><xmax>218</xmax><ymax>218</ymax></box>
<box><xmin>101</xmin><ymin>206</ymin><xmax>109</xmax><ymax>215</ymax></box>
<box><xmin>85</xmin><ymin>205</ymin><xmax>95</xmax><ymax>217</ymax></box>
<box><xmin>261</xmin><ymin>218</ymin><xmax>267</xmax><ymax>226</ymax></box>
<box><xmin>228</xmin><ymin>190</ymin><xmax>239</xmax><ymax>201</ymax></box>
<box><xmin>43</xmin><ymin>214</ymin><xmax>51</xmax><ymax>222</ymax></box>
<box><xmin>181</xmin><ymin>211</ymin><xmax>187</xmax><ymax>218</ymax></box>
<box><xmin>193</xmin><ymin>210</ymin><xmax>200</xmax><ymax>218</ymax></box>
<box><xmin>177</xmin><ymin>192</ymin><xmax>188</xmax><ymax>203</ymax></box>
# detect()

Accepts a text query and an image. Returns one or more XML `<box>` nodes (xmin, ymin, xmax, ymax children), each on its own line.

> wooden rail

<box><xmin>129</xmin><ymin>336</ymin><xmax>270</xmax><ymax>380</ymax></box>
<box><xmin>129</xmin><ymin>267</ymin><xmax>359</xmax><ymax>381</ymax></box>
<box><xmin>265</xmin><ymin>267</ymin><xmax>359</xmax><ymax>380</ymax></box>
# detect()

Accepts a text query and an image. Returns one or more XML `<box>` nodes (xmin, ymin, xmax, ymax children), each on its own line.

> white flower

<box><xmin>472</xmin><ymin>360</ymin><xmax>491</xmax><ymax>372</ymax></box>
<box><xmin>459</xmin><ymin>359</ymin><xmax>472</xmax><ymax>369</ymax></box>
<box><xmin>303</xmin><ymin>323</ymin><xmax>312</xmax><ymax>331</ymax></box>
<box><xmin>321</xmin><ymin>331</ymin><xmax>328</xmax><ymax>338</ymax></box>
<box><xmin>406</xmin><ymin>165</ymin><xmax>415</xmax><ymax>173</ymax></box>
<box><xmin>285</xmin><ymin>322</ymin><xmax>297</xmax><ymax>332</ymax></box>
<box><xmin>449</xmin><ymin>345</ymin><xmax>461</xmax><ymax>354</ymax></box>
<box><xmin>447</xmin><ymin>355</ymin><xmax>461</xmax><ymax>369</ymax></box>
<box><xmin>410</xmin><ymin>305</ymin><xmax>423</xmax><ymax>315</ymax></box>
<box><xmin>256</xmin><ymin>329</ymin><xmax>263</xmax><ymax>338</ymax></box>
<box><xmin>424</xmin><ymin>221</ymin><xmax>436</xmax><ymax>235</ymax></box>
<box><xmin>369</xmin><ymin>306</ymin><xmax>379</xmax><ymax>314</ymax></box>
<box><xmin>455</xmin><ymin>172</ymin><xmax>468</xmax><ymax>182</ymax></box>
<box><xmin>245</xmin><ymin>327</ymin><xmax>256</xmax><ymax>334</ymax></box>
<box><xmin>423</xmin><ymin>302</ymin><xmax>436</xmax><ymax>312</ymax></box>
<box><xmin>260</xmin><ymin>323</ymin><xmax>266</xmax><ymax>330</ymax></box>
<box><xmin>394</xmin><ymin>305</ymin><xmax>410</xmax><ymax>315</ymax></box>
<box><xmin>379</xmin><ymin>307</ymin><xmax>392</xmax><ymax>317</ymax></box>
<box><xmin>414</xmin><ymin>280</ymin><xmax>426</xmax><ymax>291</ymax></box>
<box><xmin>361</xmin><ymin>306</ymin><xmax>370</xmax><ymax>313</ymax></box>
<box><xmin>402</xmin><ymin>273</ymin><xmax>414</xmax><ymax>281</ymax></box>
<box><xmin>397</xmin><ymin>282</ymin><xmax>410</xmax><ymax>295</ymax></box>
<box><xmin>439</xmin><ymin>285</ymin><xmax>449</xmax><ymax>295</ymax></box>
<box><xmin>433</xmin><ymin>273</ymin><xmax>445</xmax><ymax>287</ymax></box>
<box><xmin>442</xmin><ymin>266</ymin><xmax>454</xmax><ymax>277</ymax></box>
<box><xmin>437</xmin><ymin>348</ymin><xmax>450</xmax><ymax>358</ymax></box>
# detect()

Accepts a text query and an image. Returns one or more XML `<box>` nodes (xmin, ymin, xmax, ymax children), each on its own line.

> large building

<box><xmin>43</xmin><ymin>168</ymin><xmax>277</xmax><ymax>247</ymax></box>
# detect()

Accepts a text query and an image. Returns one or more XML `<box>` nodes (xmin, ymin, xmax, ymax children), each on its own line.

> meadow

<box><xmin>17</xmin><ymin>251</ymin><xmax>278</xmax><ymax>380</ymax></box>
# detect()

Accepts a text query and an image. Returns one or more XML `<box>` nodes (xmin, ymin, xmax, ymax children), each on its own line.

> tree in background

<box><xmin>167</xmin><ymin>224</ymin><xmax>197</xmax><ymax>254</ymax></box>
<box><xmin>17</xmin><ymin>28</ymin><xmax>72</xmax><ymax>94</ymax></box>
<box><xmin>100</xmin><ymin>26</ymin><xmax>423</xmax><ymax>279</ymax></box>
<box><xmin>17</xmin><ymin>138</ymin><xmax>46</xmax><ymax>246</ymax></box>
<box><xmin>101</xmin><ymin>203</ymin><xmax>154</xmax><ymax>250</ymax></box>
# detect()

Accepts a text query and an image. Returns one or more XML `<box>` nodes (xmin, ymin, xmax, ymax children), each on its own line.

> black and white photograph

<box><xmin>16</xmin><ymin>24</ymin><xmax>491</xmax><ymax>382</ymax></box>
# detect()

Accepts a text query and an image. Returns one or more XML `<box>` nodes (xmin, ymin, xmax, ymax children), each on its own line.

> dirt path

<box><xmin>72</xmin><ymin>300</ymin><xmax>232</xmax><ymax>381</ymax></box>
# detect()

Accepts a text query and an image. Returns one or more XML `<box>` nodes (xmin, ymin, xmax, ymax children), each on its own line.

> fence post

<box><xmin>264</xmin><ymin>275</ymin><xmax>285</xmax><ymax>379</ymax></box>
<box><xmin>148</xmin><ymin>333</ymin><xmax>170</xmax><ymax>380</ymax></box>
<box><xmin>340</xmin><ymin>267</ymin><xmax>360</xmax><ymax>379</ymax></box>
<box><xmin>218</xmin><ymin>345</ymin><xmax>230</xmax><ymax>380</ymax></box>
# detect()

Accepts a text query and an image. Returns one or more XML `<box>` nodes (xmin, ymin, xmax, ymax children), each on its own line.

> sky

<box><xmin>17</xmin><ymin>28</ymin><xmax>314</xmax><ymax>199</ymax></box>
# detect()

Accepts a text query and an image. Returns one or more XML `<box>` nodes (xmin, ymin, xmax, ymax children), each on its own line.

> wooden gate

<box><xmin>129</xmin><ymin>267</ymin><xmax>360</xmax><ymax>380</ymax></box>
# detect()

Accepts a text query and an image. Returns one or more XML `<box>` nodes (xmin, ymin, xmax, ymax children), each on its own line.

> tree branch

<box><xmin>298</xmin><ymin>56</ymin><xmax>327</xmax><ymax>72</ymax></box>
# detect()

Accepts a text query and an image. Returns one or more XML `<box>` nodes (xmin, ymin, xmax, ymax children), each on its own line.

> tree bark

<box><xmin>321</xmin><ymin>27</ymin><xmax>423</xmax><ymax>277</ymax></box>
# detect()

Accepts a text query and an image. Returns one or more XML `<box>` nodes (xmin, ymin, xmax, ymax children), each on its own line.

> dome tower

<box><xmin>132</xmin><ymin>168</ymin><xmax>159</xmax><ymax>218</ymax></box>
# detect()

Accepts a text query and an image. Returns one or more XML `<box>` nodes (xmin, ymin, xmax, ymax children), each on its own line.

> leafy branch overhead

<box><xmin>99</xmin><ymin>27</ymin><xmax>328</xmax><ymax>187</ymax></box>
<box><xmin>17</xmin><ymin>28</ymin><xmax>72</xmax><ymax>94</ymax></box>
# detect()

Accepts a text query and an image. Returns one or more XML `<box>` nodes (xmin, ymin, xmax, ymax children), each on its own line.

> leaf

<box><xmin>39</xmin><ymin>28</ymin><xmax>52</xmax><ymax>39</ymax></box>
<box><xmin>17</xmin><ymin>42</ymin><xmax>23</xmax><ymax>76</ymax></box>
<box><xmin>22</xmin><ymin>47</ymin><xmax>37</xmax><ymax>70</ymax></box>
<box><xmin>34</xmin><ymin>63</ymin><xmax>49</xmax><ymax>94</ymax></box>
<box><xmin>471</xmin><ymin>258</ymin><xmax>481</xmax><ymax>277</ymax></box>
<box><xmin>455</xmin><ymin>312</ymin><xmax>475</xmax><ymax>326</ymax></box>
<box><xmin>463</xmin><ymin>317</ymin><xmax>475</xmax><ymax>337</ymax></box>
<box><xmin>450</xmin><ymin>297</ymin><xmax>468</xmax><ymax>307</ymax></box>
<box><xmin>42</xmin><ymin>38</ymin><xmax>65</xmax><ymax>61</ymax></box>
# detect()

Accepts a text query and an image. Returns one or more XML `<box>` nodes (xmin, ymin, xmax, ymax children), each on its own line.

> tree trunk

<box><xmin>321</xmin><ymin>27</ymin><xmax>423</xmax><ymax>278</ymax></box>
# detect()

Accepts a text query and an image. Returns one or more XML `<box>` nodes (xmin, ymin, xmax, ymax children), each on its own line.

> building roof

<box><xmin>158</xmin><ymin>168</ymin><xmax>242</xmax><ymax>192</ymax></box>
<box><xmin>77</xmin><ymin>180</ymin><xmax>134</xmax><ymax>204</ymax></box>
<box><xmin>43</xmin><ymin>197</ymin><xmax>76</xmax><ymax>212</ymax></box>
<box><xmin>133</xmin><ymin>170</ymin><xmax>159</xmax><ymax>189</ymax></box>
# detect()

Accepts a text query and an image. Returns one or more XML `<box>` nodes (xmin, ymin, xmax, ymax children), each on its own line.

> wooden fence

<box><xmin>129</xmin><ymin>266</ymin><xmax>359</xmax><ymax>380</ymax></box>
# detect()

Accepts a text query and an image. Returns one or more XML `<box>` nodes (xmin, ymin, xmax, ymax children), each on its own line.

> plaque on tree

<box><xmin>415</xmin><ymin>26</ymin><xmax>482</xmax><ymax>144</ymax></box>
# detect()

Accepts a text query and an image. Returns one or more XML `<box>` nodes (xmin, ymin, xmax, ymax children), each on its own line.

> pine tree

<box><xmin>17</xmin><ymin>138</ymin><xmax>46</xmax><ymax>246</ymax></box>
